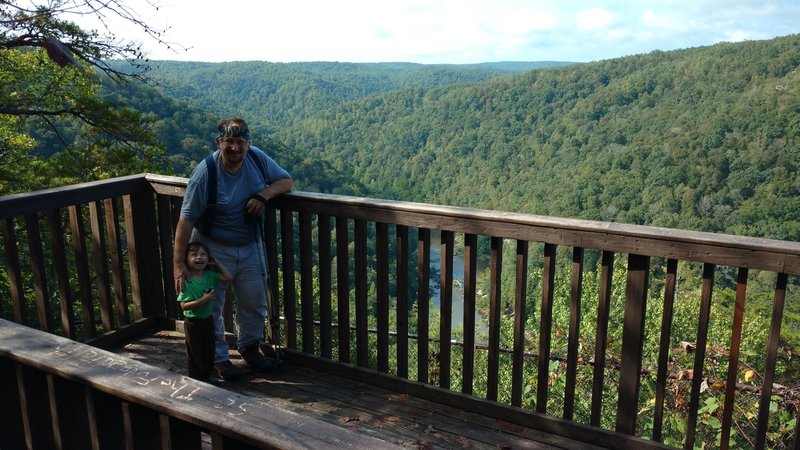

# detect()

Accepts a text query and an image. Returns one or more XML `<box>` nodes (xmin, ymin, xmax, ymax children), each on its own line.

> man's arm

<box><xmin>246</xmin><ymin>177</ymin><xmax>293</xmax><ymax>216</ymax></box>
<box><xmin>173</xmin><ymin>216</ymin><xmax>195</xmax><ymax>293</ymax></box>
<box><xmin>261</xmin><ymin>177</ymin><xmax>293</xmax><ymax>199</ymax></box>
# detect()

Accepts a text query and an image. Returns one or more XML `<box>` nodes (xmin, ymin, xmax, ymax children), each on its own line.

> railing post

<box><xmin>124</xmin><ymin>191</ymin><xmax>165</xmax><ymax>319</ymax></box>
<box><xmin>68</xmin><ymin>205</ymin><xmax>97</xmax><ymax>339</ymax></box>
<box><xmin>1</xmin><ymin>217</ymin><xmax>27</xmax><ymax>324</ymax></box>
<box><xmin>564</xmin><ymin>246</ymin><xmax>584</xmax><ymax>420</ymax></box>
<box><xmin>486</xmin><ymin>236</ymin><xmax>503</xmax><ymax>401</ymax></box>
<box><xmin>511</xmin><ymin>240</ymin><xmax>529</xmax><ymax>407</ymax></box>
<box><xmin>25</xmin><ymin>213</ymin><xmax>53</xmax><ymax>332</ymax></box>
<box><xmin>354</xmin><ymin>219</ymin><xmax>369</xmax><ymax>367</ymax></box>
<box><xmin>438</xmin><ymin>230</ymin><xmax>454</xmax><ymax>389</ymax></box>
<box><xmin>17</xmin><ymin>364</ymin><xmax>55</xmax><ymax>448</ymax></box>
<box><xmin>756</xmin><ymin>273</ymin><xmax>788</xmax><ymax>449</ymax></box>
<box><xmin>0</xmin><ymin>358</ymin><xmax>25</xmax><ymax>448</ymax></box>
<box><xmin>48</xmin><ymin>374</ymin><xmax>93</xmax><ymax>449</ymax></box>
<box><xmin>377</xmin><ymin>222</ymin><xmax>390</xmax><ymax>373</ymax></box>
<box><xmin>264</xmin><ymin>209</ymin><xmax>281</xmax><ymax>347</ymax></box>
<box><xmin>280</xmin><ymin>209</ymin><xmax>297</xmax><ymax>350</ymax></box>
<box><xmin>104</xmin><ymin>197</ymin><xmax>131</xmax><ymax>327</ymax></box>
<box><xmin>417</xmin><ymin>228</ymin><xmax>431</xmax><ymax>383</ymax></box>
<box><xmin>536</xmin><ymin>243</ymin><xmax>557</xmax><ymax>413</ymax></box>
<box><xmin>89</xmin><ymin>200</ymin><xmax>116</xmax><ymax>331</ymax></box>
<box><xmin>653</xmin><ymin>258</ymin><xmax>678</xmax><ymax>440</ymax></box>
<box><xmin>47</xmin><ymin>209</ymin><xmax>76</xmax><ymax>340</ymax></box>
<box><xmin>336</xmin><ymin>217</ymin><xmax>351</xmax><ymax>363</ymax></box>
<box><xmin>318</xmin><ymin>214</ymin><xmax>333</xmax><ymax>359</ymax></box>
<box><xmin>591</xmin><ymin>251</ymin><xmax>615</xmax><ymax>426</ymax></box>
<box><xmin>616</xmin><ymin>253</ymin><xmax>650</xmax><ymax>435</ymax></box>
<box><xmin>299</xmin><ymin>211</ymin><xmax>314</xmax><ymax>353</ymax></box>
<box><xmin>85</xmin><ymin>387</ymin><xmax>125</xmax><ymax>449</ymax></box>
<box><xmin>461</xmin><ymin>233</ymin><xmax>478</xmax><ymax>395</ymax></box>
<box><xmin>155</xmin><ymin>195</ymin><xmax>178</xmax><ymax>319</ymax></box>
<box><xmin>720</xmin><ymin>267</ymin><xmax>748</xmax><ymax>450</ymax></box>
<box><xmin>396</xmin><ymin>225</ymin><xmax>410</xmax><ymax>379</ymax></box>
<box><xmin>685</xmin><ymin>263</ymin><xmax>715</xmax><ymax>449</ymax></box>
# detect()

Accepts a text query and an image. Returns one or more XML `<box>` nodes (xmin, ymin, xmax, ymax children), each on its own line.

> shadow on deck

<box><xmin>114</xmin><ymin>325</ymin><xmax>607</xmax><ymax>449</ymax></box>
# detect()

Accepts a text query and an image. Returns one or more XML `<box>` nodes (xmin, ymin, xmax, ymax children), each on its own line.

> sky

<box><xmin>73</xmin><ymin>0</ymin><xmax>800</xmax><ymax>64</ymax></box>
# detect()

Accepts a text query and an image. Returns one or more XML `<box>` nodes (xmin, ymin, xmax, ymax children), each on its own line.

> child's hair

<box><xmin>185</xmin><ymin>241</ymin><xmax>211</xmax><ymax>263</ymax></box>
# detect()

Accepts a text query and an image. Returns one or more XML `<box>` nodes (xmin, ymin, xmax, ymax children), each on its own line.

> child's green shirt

<box><xmin>177</xmin><ymin>271</ymin><xmax>221</xmax><ymax>319</ymax></box>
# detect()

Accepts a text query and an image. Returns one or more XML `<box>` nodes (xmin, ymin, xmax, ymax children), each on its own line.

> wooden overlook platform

<box><xmin>1</xmin><ymin>173</ymin><xmax>799</xmax><ymax>449</ymax></box>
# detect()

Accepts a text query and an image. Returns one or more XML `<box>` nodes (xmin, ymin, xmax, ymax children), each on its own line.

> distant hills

<box><xmin>100</xmin><ymin>35</ymin><xmax>799</xmax><ymax>241</ymax></box>
<box><xmin>139</xmin><ymin>60</ymin><xmax>575</xmax><ymax>133</ymax></box>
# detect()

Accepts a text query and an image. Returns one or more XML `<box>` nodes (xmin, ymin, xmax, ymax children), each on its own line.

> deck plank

<box><xmin>112</xmin><ymin>328</ymin><xmax>610</xmax><ymax>449</ymax></box>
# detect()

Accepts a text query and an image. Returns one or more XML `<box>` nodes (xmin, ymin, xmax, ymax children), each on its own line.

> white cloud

<box><xmin>576</xmin><ymin>8</ymin><xmax>614</xmax><ymax>31</ymax></box>
<box><xmin>65</xmin><ymin>0</ymin><xmax>800</xmax><ymax>63</ymax></box>
<box><xmin>722</xmin><ymin>30</ymin><xmax>757</xmax><ymax>42</ymax></box>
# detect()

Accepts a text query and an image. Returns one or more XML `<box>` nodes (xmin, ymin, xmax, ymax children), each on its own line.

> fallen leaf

<box><xmin>411</xmin><ymin>439</ymin><xmax>432</xmax><ymax>450</ymax></box>
<box><xmin>496</xmin><ymin>420</ymin><xmax>527</xmax><ymax>433</ymax></box>
<box><xmin>338</xmin><ymin>415</ymin><xmax>360</xmax><ymax>425</ymax></box>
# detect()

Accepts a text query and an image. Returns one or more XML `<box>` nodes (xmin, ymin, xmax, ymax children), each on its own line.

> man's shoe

<box><xmin>239</xmin><ymin>343</ymin><xmax>274</xmax><ymax>373</ymax></box>
<box><xmin>214</xmin><ymin>360</ymin><xmax>242</xmax><ymax>381</ymax></box>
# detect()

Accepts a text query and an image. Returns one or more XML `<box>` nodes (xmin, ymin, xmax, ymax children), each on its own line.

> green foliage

<box><xmin>137</xmin><ymin>60</ymin><xmax>565</xmax><ymax>132</ymax></box>
<box><xmin>0</xmin><ymin>0</ymin><xmax>186</xmax><ymax>193</ymax></box>
<box><xmin>264</xmin><ymin>35</ymin><xmax>800</xmax><ymax>242</ymax></box>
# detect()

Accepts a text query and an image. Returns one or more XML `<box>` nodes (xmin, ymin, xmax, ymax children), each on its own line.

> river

<box><xmin>428</xmin><ymin>235</ymin><xmax>488</xmax><ymax>336</ymax></box>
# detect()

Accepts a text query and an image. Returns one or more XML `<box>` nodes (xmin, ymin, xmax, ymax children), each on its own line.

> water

<box><xmin>428</xmin><ymin>237</ymin><xmax>488</xmax><ymax>337</ymax></box>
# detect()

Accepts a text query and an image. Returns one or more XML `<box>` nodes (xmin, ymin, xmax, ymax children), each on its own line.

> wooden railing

<box><xmin>0</xmin><ymin>318</ymin><xmax>400</xmax><ymax>449</ymax></box>
<box><xmin>1</xmin><ymin>173</ymin><xmax>798</xmax><ymax>449</ymax></box>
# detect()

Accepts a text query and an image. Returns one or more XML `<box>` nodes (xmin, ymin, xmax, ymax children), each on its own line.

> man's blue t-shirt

<box><xmin>181</xmin><ymin>146</ymin><xmax>290</xmax><ymax>245</ymax></box>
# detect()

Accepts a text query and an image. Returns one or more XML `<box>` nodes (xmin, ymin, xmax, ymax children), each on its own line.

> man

<box><xmin>173</xmin><ymin>117</ymin><xmax>292</xmax><ymax>381</ymax></box>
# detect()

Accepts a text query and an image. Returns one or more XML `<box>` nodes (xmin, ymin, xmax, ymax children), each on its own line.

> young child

<box><xmin>177</xmin><ymin>241</ymin><xmax>232</xmax><ymax>384</ymax></box>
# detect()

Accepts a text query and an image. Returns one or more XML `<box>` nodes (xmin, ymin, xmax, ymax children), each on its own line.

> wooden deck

<box><xmin>111</xmin><ymin>326</ymin><xmax>609</xmax><ymax>449</ymax></box>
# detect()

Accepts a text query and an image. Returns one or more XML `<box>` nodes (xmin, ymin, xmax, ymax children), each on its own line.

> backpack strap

<box><xmin>204</xmin><ymin>154</ymin><xmax>217</xmax><ymax>206</ymax></box>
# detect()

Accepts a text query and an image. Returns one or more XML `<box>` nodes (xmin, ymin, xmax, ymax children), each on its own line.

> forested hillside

<box><xmin>270</xmin><ymin>35</ymin><xmax>800</xmax><ymax>241</ymax></box>
<box><xmin>140</xmin><ymin>60</ymin><xmax>569</xmax><ymax>133</ymax></box>
<box><xmin>92</xmin><ymin>35</ymin><xmax>800</xmax><ymax>242</ymax></box>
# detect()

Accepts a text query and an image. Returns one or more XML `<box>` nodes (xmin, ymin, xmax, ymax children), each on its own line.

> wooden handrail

<box><xmin>146</xmin><ymin>173</ymin><xmax>800</xmax><ymax>275</ymax></box>
<box><xmin>0</xmin><ymin>318</ymin><xmax>401</xmax><ymax>450</ymax></box>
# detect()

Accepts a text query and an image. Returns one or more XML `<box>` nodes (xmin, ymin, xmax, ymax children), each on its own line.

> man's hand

<box><xmin>173</xmin><ymin>216</ymin><xmax>195</xmax><ymax>294</ymax></box>
<box><xmin>174</xmin><ymin>263</ymin><xmax>188</xmax><ymax>293</ymax></box>
<box><xmin>246</xmin><ymin>193</ymin><xmax>269</xmax><ymax>216</ymax></box>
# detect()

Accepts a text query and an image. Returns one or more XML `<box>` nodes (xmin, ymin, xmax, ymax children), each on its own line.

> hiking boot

<box><xmin>239</xmin><ymin>343</ymin><xmax>274</xmax><ymax>373</ymax></box>
<box><xmin>214</xmin><ymin>360</ymin><xmax>242</xmax><ymax>381</ymax></box>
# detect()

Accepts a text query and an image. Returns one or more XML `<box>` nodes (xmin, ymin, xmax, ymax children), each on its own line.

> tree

<box><xmin>0</xmin><ymin>0</ymin><xmax>179</xmax><ymax>193</ymax></box>
<box><xmin>1</xmin><ymin>0</ymin><xmax>179</xmax><ymax>80</ymax></box>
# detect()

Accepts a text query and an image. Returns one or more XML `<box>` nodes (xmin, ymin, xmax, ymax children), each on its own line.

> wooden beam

<box><xmin>0</xmin><ymin>319</ymin><xmax>402</xmax><ymax>450</ymax></box>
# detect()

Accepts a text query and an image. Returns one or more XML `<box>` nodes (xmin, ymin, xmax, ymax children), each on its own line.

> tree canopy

<box><xmin>0</xmin><ymin>0</ymin><xmax>178</xmax><ymax>194</ymax></box>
